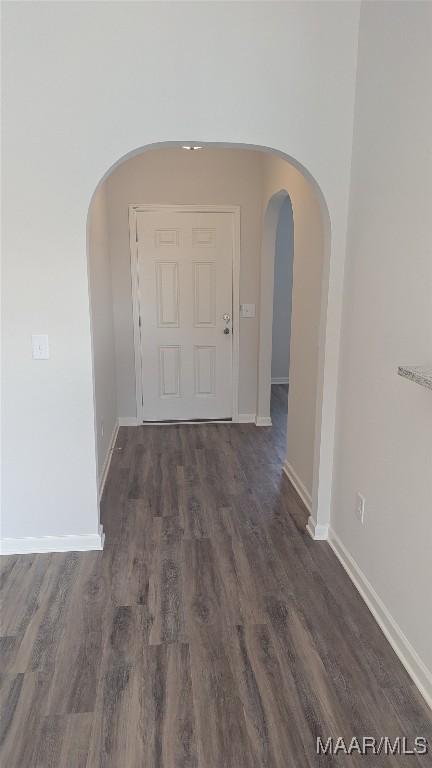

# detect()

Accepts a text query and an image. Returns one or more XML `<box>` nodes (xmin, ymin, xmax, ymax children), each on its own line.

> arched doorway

<box><xmin>271</xmin><ymin>197</ymin><xmax>294</xmax><ymax>391</ymax></box>
<box><xmin>257</xmin><ymin>189</ymin><xmax>293</xmax><ymax>427</ymax></box>
<box><xmin>87</xmin><ymin>142</ymin><xmax>331</xmax><ymax>541</ymax></box>
<box><xmin>257</xmin><ymin>158</ymin><xmax>331</xmax><ymax>540</ymax></box>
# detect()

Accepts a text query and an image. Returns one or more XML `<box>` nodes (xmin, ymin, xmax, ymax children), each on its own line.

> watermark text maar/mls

<box><xmin>316</xmin><ymin>736</ymin><xmax>429</xmax><ymax>756</ymax></box>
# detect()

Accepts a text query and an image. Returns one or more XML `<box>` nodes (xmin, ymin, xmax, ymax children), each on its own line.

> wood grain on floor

<box><xmin>1</xmin><ymin>386</ymin><xmax>431</xmax><ymax>767</ymax></box>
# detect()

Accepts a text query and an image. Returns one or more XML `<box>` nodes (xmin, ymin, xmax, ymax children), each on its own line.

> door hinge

<box><xmin>139</xmin><ymin>315</ymin><xmax>142</xmax><ymax>328</ymax></box>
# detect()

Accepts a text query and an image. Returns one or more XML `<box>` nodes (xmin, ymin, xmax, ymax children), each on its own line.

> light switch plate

<box><xmin>240</xmin><ymin>303</ymin><xmax>256</xmax><ymax>318</ymax></box>
<box><xmin>32</xmin><ymin>334</ymin><xmax>49</xmax><ymax>360</ymax></box>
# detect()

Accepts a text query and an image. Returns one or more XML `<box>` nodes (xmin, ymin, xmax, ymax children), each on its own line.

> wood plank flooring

<box><xmin>1</xmin><ymin>385</ymin><xmax>431</xmax><ymax>766</ymax></box>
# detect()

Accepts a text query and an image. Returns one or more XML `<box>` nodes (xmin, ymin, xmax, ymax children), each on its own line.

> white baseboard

<box><xmin>119</xmin><ymin>416</ymin><xmax>139</xmax><ymax>427</ymax></box>
<box><xmin>237</xmin><ymin>413</ymin><xmax>256</xmax><ymax>423</ymax></box>
<box><xmin>99</xmin><ymin>421</ymin><xmax>119</xmax><ymax>500</ymax></box>
<box><xmin>329</xmin><ymin>528</ymin><xmax>432</xmax><ymax>710</ymax></box>
<box><xmin>0</xmin><ymin>525</ymin><xmax>105</xmax><ymax>556</ymax></box>
<box><xmin>306</xmin><ymin>515</ymin><xmax>329</xmax><ymax>540</ymax></box>
<box><xmin>283</xmin><ymin>460</ymin><xmax>312</xmax><ymax>513</ymax></box>
<box><xmin>255</xmin><ymin>415</ymin><xmax>272</xmax><ymax>427</ymax></box>
<box><xmin>271</xmin><ymin>377</ymin><xmax>289</xmax><ymax>384</ymax></box>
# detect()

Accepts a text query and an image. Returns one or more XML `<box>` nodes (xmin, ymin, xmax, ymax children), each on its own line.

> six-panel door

<box><xmin>136</xmin><ymin>210</ymin><xmax>234</xmax><ymax>420</ymax></box>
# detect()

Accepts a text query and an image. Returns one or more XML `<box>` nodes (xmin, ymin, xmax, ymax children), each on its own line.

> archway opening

<box><xmin>268</xmin><ymin>194</ymin><xmax>294</xmax><ymax>456</ymax></box>
<box><xmin>271</xmin><ymin>196</ymin><xmax>294</xmax><ymax>392</ymax></box>
<box><xmin>87</xmin><ymin>142</ymin><xmax>331</xmax><ymax>541</ymax></box>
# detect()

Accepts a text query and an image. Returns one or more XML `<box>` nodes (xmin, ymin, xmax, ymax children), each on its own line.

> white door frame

<box><xmin>129</xmin><ymin>204</ymin><xmax>241</xmax><ymax>424</ymax></box>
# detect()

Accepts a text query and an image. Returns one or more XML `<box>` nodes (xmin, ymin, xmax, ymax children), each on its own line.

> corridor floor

<box><xmin>1</xmin><ymin>386</ymin><xmax>431</xmax><ymax>766</ymax></box>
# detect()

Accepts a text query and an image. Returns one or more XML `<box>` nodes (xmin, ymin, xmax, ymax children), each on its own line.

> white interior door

<box><xmin>135</xmin><ymin>209</ymin><xmax>234</xmax><ymax>421</ymax></box>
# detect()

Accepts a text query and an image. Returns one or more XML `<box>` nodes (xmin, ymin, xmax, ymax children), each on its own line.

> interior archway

<box><xmin>257</xmin><ymin>189</ymin><xmax>292</xmax><ymax>426</ymax></box>
<box><xmin>87</xmin><ymin>142</ymin><xmax>332</xmax><ymax>541</ymax></box>
<box><xmin>257</xmin><ymin>189</ymin><xmax>294</xmax><ymax>424</ymax></box>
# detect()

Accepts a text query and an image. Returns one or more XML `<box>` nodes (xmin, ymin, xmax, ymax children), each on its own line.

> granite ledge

<box><xmin>398</xmin><ymin>365</ymin><xmax>432</xmax><ymax>391</ymax></box>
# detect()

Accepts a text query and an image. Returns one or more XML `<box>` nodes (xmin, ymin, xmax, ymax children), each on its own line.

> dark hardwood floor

<box><xmin>1</xmin><ymin>385</ymin><xmax>431</xmax><ymax>766</ymax></box>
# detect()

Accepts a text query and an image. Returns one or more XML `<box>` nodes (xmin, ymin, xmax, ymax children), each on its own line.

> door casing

<box><xmin>129</xmin><ymin>204</ymin><xmax>240</xmax><ymax>424</ymax></box>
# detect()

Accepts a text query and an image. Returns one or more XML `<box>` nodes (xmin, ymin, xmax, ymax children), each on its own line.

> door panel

<box><xmin>156</xmin><ymin>262</ymin><xmax>180</xmax><ymax>327</ymax></box>
<box><xmin>194</xmin><ymin>345</ymin><xmax>216</xmax><ymax>396</ymax></box>
<box><xmin>159</xmin><ymin>346</ymin><xmax>181</xmax><ymax>398</ymax></box>
<box><xmin>193</xmin><ymin>262</ymin><xmax>216</xmax><ymax>327</ymax></box>
<box><xmin>136</xmin><ymin>210</ymin><xmax>234</xmax><ymax>421</ymax></box>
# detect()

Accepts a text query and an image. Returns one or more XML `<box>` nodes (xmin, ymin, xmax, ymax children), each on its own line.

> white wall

<box><xmin>88</xmin><ymin>183</ymin><xmax>117</xmax><ymax>487</ymax></box>
<box><xmin>271</xmin><ymin>197</ymin><xmax>293</xmax><ymax>381</ymax></box>
<box><xmin>1</xmin><ymin>1</ymin><xmax>359</xmax><ymax>543</ymax></box>
<box><xmin>106</xmin><ymin>148</ymin><xmax>265</xmax><ymax>418</ymax></box>
<box><xmin>332</xmin><ymin>0</ymin><xmax>432</xmax><ymax>690</ymax></box>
